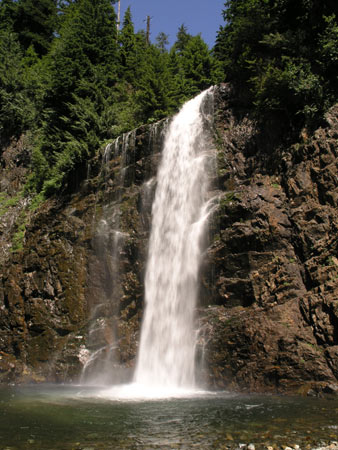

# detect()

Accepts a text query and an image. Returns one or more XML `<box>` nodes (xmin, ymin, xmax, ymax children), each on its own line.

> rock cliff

<box><xmin>0</xmin><ymin>85</ymin><xmax>337</xmax><ymax>394</ymax></box>
<box><xmin>199</xmin><ymin>85</ymin><xmax>338</xmax><ymax>394</ymax></box>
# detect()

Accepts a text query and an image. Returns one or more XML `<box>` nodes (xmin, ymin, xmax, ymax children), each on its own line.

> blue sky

<box><xmin>117</xmin><ymin>1</ymin><xmax>225</xmax><ymax>49</ymax></box>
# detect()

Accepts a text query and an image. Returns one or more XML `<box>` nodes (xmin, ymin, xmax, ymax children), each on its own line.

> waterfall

<box><xmin>134</xmin><ymin>88</ymin><xmax>215</xmax><ymax>390</ymax></box>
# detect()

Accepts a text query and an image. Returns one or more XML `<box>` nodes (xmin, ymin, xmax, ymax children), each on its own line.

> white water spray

<box><xmin>133</xmin><ymin>88</ymin><xmax>214</xmax><ymax>391</ymax></box>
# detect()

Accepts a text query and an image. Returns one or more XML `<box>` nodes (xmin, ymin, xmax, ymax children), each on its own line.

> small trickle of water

<box><xmin>81</xmin><ymin>129</ymin><xmax>138</xmax><ymax>385</ymax></box>
<box><xmin>134</xmin><ymin>88</ymin><xmax>215</xmax><ymax>390</ymax></box>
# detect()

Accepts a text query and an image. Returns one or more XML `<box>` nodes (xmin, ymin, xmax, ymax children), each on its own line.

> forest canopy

<box><xmin>0</xmin><ymin>0</ymin><xmax>337</xmax><ymax>197</ymax></box>
<box><xmin>0</xmin><ymin>0</ymin><xmax>221</xmax><ymax>196</ymax></box>
<box><xmin>214</xmin><ymin>0</ymin><xmax>338</xmax><ymax>129</ymax></box>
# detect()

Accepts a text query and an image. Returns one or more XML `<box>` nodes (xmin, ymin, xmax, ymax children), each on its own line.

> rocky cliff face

<box><xmin>0</xmin><ymin>121</ymin><xmax>168</xmax><ymax>383</ymax></box>
<box><xmin>199</xmin><ymin>85</ymin><xmax>338</xmax><ymax>394</ymax></box>
<box><xmin>0</xmin><ymin>85</ymin><xmax>337</xmax><ymax>394</ymax></box>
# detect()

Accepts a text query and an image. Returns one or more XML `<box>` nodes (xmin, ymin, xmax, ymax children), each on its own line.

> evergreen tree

<box><xmin>118</xmin><ymin>6</ymin><xmax>137</xmax><ymax>82</ymax></box>
<box><xmin>0</xmin><ymin>29</ymin><xmax>33</xmax><ymax>143</ymax></box>
<box><xmin>13</xmin><ymin>0</ymin><xmax>58</xmax><ymax>56</ymax></box>
<box><xmin>0</xmin><ymin>0</ymin><xmax>17</xmax><ymax>31</ymax></box>
<box><xmin>169</xmin><ymin>26</ymin><xmax>222</xmax><ymax>105</ymax></box>
<box><xmin>155</xmin><ymin>32</ymin><xmax>169</xmax><ymax>53</ymax></box>
<box><xmin>180</xmin><ymin>35</ymin><xmax>218</xmax><ymax>97</ymax></box>
<box><xmin>8</xmin><ymin>0</ymin><xmax>228</xmax><ymax>197</ymax></box>
<box><xmin>136</xmin><ymin>45</ymin><xmax>173</xmax><ymax>122</ymax></box>
<box><xmin>0</xmin><ymin>1</ymin><xmax>48</xmax><ymax>145</ymax></box>
<box><xmin>172</xmin><ymin>24</ymin><xmax>192</xmax><ymax>53</ymax></box>
<box><xmin>44</xmin><ymin>0</ymin><xmax>117</xmax><ymax>120</ymax></box>
<box><xmin>112</xmin><ymin>12</ymin><xmax>147</xmax><ymax>135</ymax></box>
<box><xmin>215</xmin><ymin>0</ymin><xmax>338</xmax><ymax>127</ymax></box>
<box><xmin>30</xmin><ymin>0</ymin><xmax>119</xmax><ymax>195</ymax></box>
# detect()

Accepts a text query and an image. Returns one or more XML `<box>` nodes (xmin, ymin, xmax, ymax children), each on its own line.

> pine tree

<box><xmin>169</xmin><ymin>27</ymin><xmax>221</xmax><ymax>105</ymax></box>
<box><xmin>0</xmin><ymin>1</ymin><xmax>49</xmax><ymax>144</ymax></box>
<box><xmin>0</xmin><ymin>0</ymin><xmax>17</xmax><ymax>31</ymax></box>
<box><xmin>136</xmin><ymin>45</ymin><xmax>173</xmax><ymax>122</ymax></box>
<box><xmin>0</xmin><ymin>29</ymin><xmax>33</xmax><ymax>143</ymax></box>
<box><xmin>172</xmin><ymin>24</ymin><xmax>192</xmax><ymax>54</ymax></box>
<box><xmin>180</xmin><ymin>35</ymin><xmax>217</xmax><ymax>96</ymax></box>
<box><xmin>155</xmin><ymin>32</ymin><xmax>169</xmax><ymax>53</ymax></box>
<box><xmin>214</xmin><ymin>0</ymin><xmax>338</xmax><ymax>127</ymax></box>
<box><xmin>13</xmin><ymin>0</ymin><xmax>58</xmax><ymax>56</ymax></box>
<box><xmin>111</xmin><ymin>10</ymin><xmax>148</xmax><ymax>135</ymax></box>
<box><xmin>31</xmin><ymin>0</ymin><xmax>119</xmax><ymax>195</ymax></box>
<box><xmin>118</xmin><ymin>7</ymin><xmax>138</xmax><ymax>83</ymax></box>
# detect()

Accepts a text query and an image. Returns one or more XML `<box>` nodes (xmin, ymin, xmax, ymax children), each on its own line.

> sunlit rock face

<box><xmin>1</xmin><ymin>84</ymin><xmax>338</xmax><ymax>395</ymax></box>
<box><xmin>198</xmin><ymin>85</ymin><xmax>338</xmax><ymax>394</ymax></box>
<box><xmin>0</xmin><ymin>120</ymin><xmax>168</xmax><ymax>384</ymax></box>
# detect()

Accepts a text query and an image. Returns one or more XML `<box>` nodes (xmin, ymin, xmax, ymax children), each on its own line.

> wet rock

<box><xmin>1</xmin><ymin>85</ymin><xmax>338</xmax><ymax>391</ymax></box>
<box><xmin>322</xmin><ymin>384</ymin><xmax>338</xmax><ymax>395</ymax></box>
<box><xmin>197</xmin><ymin>87</ymin><xmax>338</xmax><ymax>393</ymax></box>
<box><xmin>0</xmin><ymin>119</ymin><xmax>168</xmax><ymax>383</ymax></box>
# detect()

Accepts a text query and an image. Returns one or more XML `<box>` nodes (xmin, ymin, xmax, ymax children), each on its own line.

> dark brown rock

<box><xmin>196</xmin><ymin>85</ymin><xmax>338</xmax><ymax>393</ymax></box>
<box><xmin>1</xmin><ymin>85</ymin><xmax>338</xmax><ymax>394</ymax></box>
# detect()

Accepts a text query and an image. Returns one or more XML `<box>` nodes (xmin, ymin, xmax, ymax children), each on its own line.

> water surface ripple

<box><xmin>1</xmin><ymin>385</ymin><xmax>338</xmax><ymax>449</ymax></box>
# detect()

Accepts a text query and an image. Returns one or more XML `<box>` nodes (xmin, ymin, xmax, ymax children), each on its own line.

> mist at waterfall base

<box><xmin>2</xmin><ymin>384</ymin><xmax>338</xmax><ymax>449</ymax></box>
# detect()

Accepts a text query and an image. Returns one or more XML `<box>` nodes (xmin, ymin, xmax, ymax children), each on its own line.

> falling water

<box><xmin>81</xmin><ymin>130</ymin><xmax>137</xmax><ymax>385</ymax></box>
<box><xmin>134</xmin><ymin>88</ymin><xmax>215</xmax><ymax>390</ymax></box>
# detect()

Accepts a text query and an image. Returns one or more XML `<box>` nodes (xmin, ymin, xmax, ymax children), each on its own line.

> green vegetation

<box><xmin>214</xmin><ymin>0</ymin><xmax>338</xmax><ymax>131</ymax></box>
<box><xmin>0</xmin><ymin>192</ymin><xmax>23</xmax><ymax>216</ymax></box>
<box><xmin>11</xmin><ymin>223</ymin><xmax>26</xmax><ymax>252</ymax></box>
<box><xmin>0</xmin><ymin>0</ymin><xmax>221</xmax><ymax>198</ymax></box>
<box><xmin>1</xmin><ymin>0</ymin><xmax>337</xmax><ymax>200</ymax></box>
<box><xmin>326</xmin><ymin>256</ymin><xmax>335</xmax><ymax>266</ymax></box>
<box><xmin>0</xmin><ymin>190</ymin><xmax>27</xmax><ymax>251</ymax></box>
<box><xmin>220</xmin><ymin>191</ymin><xmax>238</xmax><ymax>206</ymax></box>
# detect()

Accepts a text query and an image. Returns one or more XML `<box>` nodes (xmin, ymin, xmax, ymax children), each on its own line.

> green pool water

<box><xmin>0</xmin><ymin>385</ymin><xmax>337</xmax><ymax>449</ymax></box>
